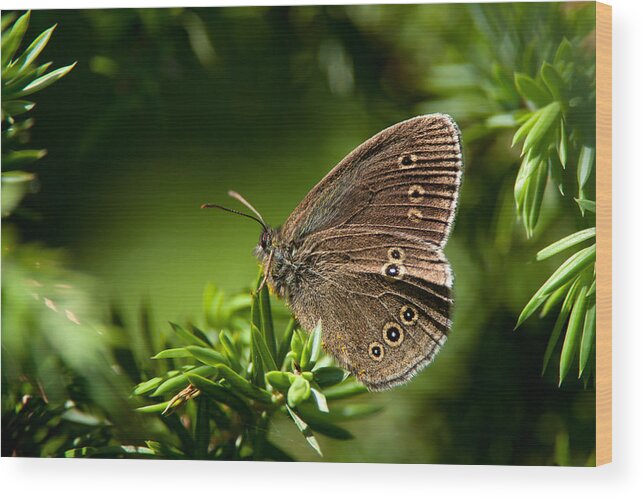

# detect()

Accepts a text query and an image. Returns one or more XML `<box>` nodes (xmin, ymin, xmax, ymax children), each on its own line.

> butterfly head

<box><xmin>255</xmin><ymin>226</ymin><xmax>278</xmax><ymax>261</ymax></box>
<box><xmin>259</xmin><ymin>228</ymin><xmax>272</xmax><ymax>252</ymax></box>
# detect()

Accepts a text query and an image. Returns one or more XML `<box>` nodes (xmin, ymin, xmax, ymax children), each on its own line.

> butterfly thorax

<box><xmin>255</xmin><ymin>227</ymin><xmax>306</xmax><ymax>300</ymax></box>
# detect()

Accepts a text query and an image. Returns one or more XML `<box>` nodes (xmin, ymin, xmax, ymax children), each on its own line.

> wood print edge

<box><xmin>595</xmin><ymin>0</ymin><xmax>612</xmax><ymax>467</ymax></box>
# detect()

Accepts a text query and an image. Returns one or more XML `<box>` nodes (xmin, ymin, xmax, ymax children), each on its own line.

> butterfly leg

<box><xmin>257</xmin><ymin>249</ymin><xmax>274</xmax><ymax>294</ymax></box>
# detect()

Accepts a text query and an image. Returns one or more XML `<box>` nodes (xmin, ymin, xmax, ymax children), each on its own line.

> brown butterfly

<box><xmin>204</xmin><ymin>114</ymin><xmax>463</xmax><ymax>390</ymax></box>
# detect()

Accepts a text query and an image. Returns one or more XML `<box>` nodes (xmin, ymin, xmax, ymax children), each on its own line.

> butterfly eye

<box><xmin>400</xmin><ymin>306</ymin><xmax>418</xmax><ymax>325</ymax></box>
<box><xmin>382</xmin><ymin>263</ymin><xmax>405</xmax><ymax>279</ymax></box>
<box><xmin>383</xmin><ymin>322</ymin><xmax>404</xmax><ymax>347</ymax></box>
<box><xmin>368</xmin><ymin>342</ymin><xmax>385</xmax><ymax>361</ymax></box>
<box><xmin>388</xmin><ymin>247</ymin><xmax>405</xmax><ymax>261</ymax></box>
<box><xmin>408</xmin><ymin>185</ymin><xmax>425</xmax><ymax>203</ymax></box>
<box><xmin>385</xmin><ymin>264</ymin><xmax>399</xmax><ymax>276</ymax></box>
<box><xmin>399</xmin><ymin>154</ymin><xmax>417</xmax><ymax>167</ymax></box>
<box><xmin>259</xmin><ymin>231</ymin><xmax>269</xmax><ymax>249</ymax></box>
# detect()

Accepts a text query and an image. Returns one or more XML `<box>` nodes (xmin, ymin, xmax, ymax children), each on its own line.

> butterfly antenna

<box><xmin>200</xmin><ymin>203</ymin><xmax>268</xmax><ymax>231</ymax></box>
<box><xmin>227</xmin><ymin>191</ymin><xmax>267</xmax><ymax>226</ymax></box>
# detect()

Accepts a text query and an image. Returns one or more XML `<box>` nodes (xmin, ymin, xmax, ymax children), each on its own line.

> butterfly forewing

<box><xmin>281</xmin><ymin>114</ymin><xmax>463</xmax><ymax>248</ymax></box>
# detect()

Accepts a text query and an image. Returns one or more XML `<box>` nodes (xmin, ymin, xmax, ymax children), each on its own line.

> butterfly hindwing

<box><xmin>289</xmin><ymin>229</ymin><xmax>453</xmax><ymax>390</ymax></box>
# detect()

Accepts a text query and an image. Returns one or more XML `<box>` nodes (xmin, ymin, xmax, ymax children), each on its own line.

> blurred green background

<box><xmin>3</xmin><ymin>2</ymin><xmax>596</xmax><ymax>464</ymax></box>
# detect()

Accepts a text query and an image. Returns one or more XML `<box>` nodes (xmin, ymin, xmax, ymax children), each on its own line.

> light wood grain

<box><xmin>596</xmin><ymin>1</ymin><xmax>612</xmax><ymax>466</ymax></box>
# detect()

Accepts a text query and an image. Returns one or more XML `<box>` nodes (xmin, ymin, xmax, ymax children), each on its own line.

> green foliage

<box><xmin>1</xmin><ymin>11</ymin><xmax>75</xmax><ymax>217</ymax></box>
<box><xmin>1</xmin><ymin>12</ymin><xmax>135</xmax><ymax>457</ymax></box>
<box><xmin>510</xmin><ymin>38</ymin><xmax>595</xmax><ymax>237</ymax></box>
<box><xmin>432</xmin><ymin>3</ymin><xmax>597</xmax><ymax>386</ymax></box>
<box><xmin>507</xmin><ymin>32</ymin><xmax>596</xmax><ymax>386</ymax></box>
<box><xmin>124</xmin><ymin>275</ymin><xmax>377</xmax><ymax>460</ymax></box>
<box><xmin>2</xmin><ymin>5</ymin><xmax>598</xmax><ymax>465</ymax></box>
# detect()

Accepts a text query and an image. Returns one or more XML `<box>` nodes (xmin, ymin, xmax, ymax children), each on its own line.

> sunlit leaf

<box><xmin>185</xmin><ymin>373</ymin><xmax>254</xmax><ymax>424</ymax></box>
<box><xmin>301</xmin><ymin>320</ymin><xmax>322</xmax><ymax>371</ymax></box>
<box><xmin>169</xmin><ymin>322</ymin><xmax>209</xmax><ymax>348</ymax></box>
<box><xmin>287</xmin><ymin>375</ymin><xmax>311</xmax><ymax>407</ymax></box>
<box><xmin>540</xmin><ymin>244</ymin><xmax>596</xmax><ymax>296</ymax></box>
<box><xmin>536</xmin><ymin>228</ymin><xmax>596</xmax><ymax>261</ymax></box>
<box><xmin>514</xmin><ymin>72</ymin><xmax>551</xmax><ymax>107</ymax></box>
<box><xmin>289</xmin><ymin>329</ymin><xmax>306</xmax><ymax>365</ymax></box>
<box><xmin>65</xmin><ymin>445</ymin><xmax>155</xmax><ymax>458</ymax></box>
<box><xmin>297</xmin><ymin>407</ymin><xmax>354</xmax><ymax>440</ymax></box>
<box><xmin>514</xmin><ymin>149</ymin><xmax>542</xmax><ymax>209</ymax></box>
<box><xmin>540</xmin><ymin>279</ymin><xmax>573</xmax><ymax>318</ymax></box>
<box><xmin>559</xmin><ymin>285</ymin><xmax>588</xmax><ymax>384</ymax></box>
<box><xmin>587</xmin><ymin>279</ymin><xmax>596</xmax><ymax>296</ymax></box>
<box><xmin>577</xmin><ymin>145</ymin><xmax>595</xmax><ymax>193</ymax></box>
<box><xmin>151</xmin><ymin>348</ymin><xmax>191</xmax><ymax>359</ymax></box>
<box><xmin>575</xmin><ymin>198</ymin><xmax>596</xmax><ymax>213</ymax></box>
<box><xmin>1</xmin><ymin>11</ymin><xmax>30</xmax><ymax>67</ymax></box>
<box><xmin>526</xmin><ymin>160</ymin><xmax>548</xmax><ymax>235</ymax></box>
<box><xmin>557</xmin><ymin>119</ymin><xmax>568</xmax><ymax>167</ymax></box>
<box><xmin>11</xmin><ymin>25</ymin><xmax>56</xmax><ymax>73</ymax></box>
<box><xmin>522</xmin><ymin>101</ymin><xmax>560</xmax><ymax>155</ymax></box>
<box><xmin>285</xmin><ymin>405</ymin><xmax>322</xmax><ymax>457</ymax></box>
<box><xmin>136</xmin><ymin>400</ymin><xmax>174</xmax><ymax>414</ymax></box>
<box><xmin>16</xmin><ymin>62</ymin><xmax>76</xmax><ymax>97</ymax></box>
<box><xmin>549</xmin><ymin>153</ymin><xmax>565</xmax><ymax>196</ymax></box>
<box><xmin>313</xmin><ymin>366</ymin><xmax>347</xmax><ymax>388</ymax></box>
<box><xmin>133</xmin><ymin>376</ymin><xmax>164</xmax><ymax>396</ymax></box>
<box><xmin>259</xmin><ymin>279</ymin><xmax>277</xmax><ymax>359</ymax></box>
<box><xmin>186</xmin><ymin>345</ymin><xmax>230</xmax><ymax>367</ymax></box>
<box><xmin>1</xmin><ymin>170</ymin><xmax>36</xmax><ymax>217</ymax></box>
<box><xmin>541</xmin><ymin>62</ymin><xmax>566</xmax><ymax>102</ymax></box>
<box><xmin>2</xmin><ymin>99</ymin><xmax>35</xmax><ymax>117</ymax></box>
<box><xmin>516</xmin><ymin>244</ymin><xmax>595</xmax><ymax>328</ymax></box>
<box><xmin>251</xmin><ymin>323</ymin><xmax>277</xmax><ymax>375</ymax></box>
<box><xmin>218</xmin><ymin>330</ymin><xmax>242</xmax><ymax>373</ymax></box>
<box><xmin>215</xmin><ymin>364</ymin><xmax>272</xmax><ymax>403</ymax></box>
<box><xmin>265</xmin><ymin>370</ymin><xmax>294</xmax><ymax>391</ymax></box>
<box><xmin>2</xmin><ymin>149</ymin><xmax>46</xmax><ymax>167</ymax></box>
<box><xmin>511</xmin><ymin>110</ymin><xmax>539</xmax><ymax>147</ymax></box>
<box><xmin>145</xmin><ymin>440</ymin><xmax>185</xmax><ymax>458</ymax></box>
<box><xmin>151</xmin><ymin>365</ymin><xmax>217</xmax><ymax>396</ymax></box>
<box><xmin>542</xmin><ymin>277</ymin><xmax>580</xmax><ymax>375</ymax></box>
<box><xmin>310</xmin><ymin>387</ymin><xmax>329</xmax><ymax>413</ymax></box>
<box><xmin>1</xmin><ymin>12</ymin><xmax>17</xmax><ymax>32</ymax></box>
<box><xmin>579</xmin><ymin>301</ymin><xmax>596</xmax><ymax>377</ymax></box>
<box><xmin>554</xmin><ymin>38</ymin><xmax>574</xmax><ymax>65</ymax></box>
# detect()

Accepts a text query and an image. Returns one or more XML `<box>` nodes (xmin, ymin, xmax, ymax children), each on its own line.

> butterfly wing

<box><xmin>280</xmin><ymin>114</ymin><xmax>463</xmax><ymax>249</ymax></box>
<box><xmin>272</xmin><ymin>114</ymin><xmax>462</xmax><ymax>389</ymax></box>
<box><xmin>288</xmin><ymin>229</ymin><xmax>453</xmax><ymax>390</ymax></box>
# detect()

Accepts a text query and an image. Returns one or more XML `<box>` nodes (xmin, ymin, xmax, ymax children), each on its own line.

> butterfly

<box><xmin>204</xmin><ymin>114</ymin><xmax>463</xmax><ymax>390</ymax></box>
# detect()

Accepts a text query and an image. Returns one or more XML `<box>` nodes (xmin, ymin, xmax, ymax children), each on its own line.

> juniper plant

<box><xmin>2</xmin><ymin>11</ymin><xmax>75</xmax><ymax>216</ymax></box>
<box><xmin>423</xmin><ymin>3</ymin><xmax>597</xmax><ymax>386</ymax></box>
<box><xmin>124</xmin><ymin>275</ymin><xmax>381</xmax><ymax>460</ymax></box>
<box><xmin>509</xmin><ymin>34</ymin><xmax>597</xmax><ymax>386</ymax></box>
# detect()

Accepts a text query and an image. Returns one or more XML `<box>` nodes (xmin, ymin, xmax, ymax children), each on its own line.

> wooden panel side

<box><xmin>595</xmin><ymin>1</ymin><xmax>612</xmax><ymax>467</ymax></box>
